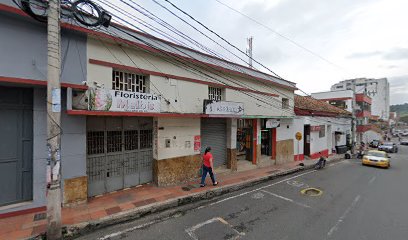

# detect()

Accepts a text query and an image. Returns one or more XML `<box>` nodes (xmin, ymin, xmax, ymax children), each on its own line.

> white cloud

<box><xmin>104</xmin><ymin>0</ymin><xmax>408</xmax><ymax>104</ymax></box>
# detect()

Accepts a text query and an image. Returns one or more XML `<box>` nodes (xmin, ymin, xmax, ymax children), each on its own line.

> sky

<box><xmin>100</xmin><ymin>0</ymin><xmax>408</xmax><ymax>105</ymax></box>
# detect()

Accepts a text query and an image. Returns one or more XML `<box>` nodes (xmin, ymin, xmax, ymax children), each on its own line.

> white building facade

<box><xmin>294</xmin><ymin>96</ymin><xmax>352</xmax><ymax>160</ymax></box>
<box><xmin>331</xmin><ymin>78</ymin><xmax>390</xmax><ymax>121</ymax></box>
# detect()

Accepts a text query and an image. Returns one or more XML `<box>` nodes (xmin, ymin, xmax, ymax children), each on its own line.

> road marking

<box><xmin>286</xmin><ymin>180</ymin><xmax>308</xmax><ymax>188</ymax></box>
<box><xmin>369</xmin><ymin>176</ymin><xmax>376</xmax><ymax>184</ymax></box>
<box><xmin>326</xmin><ymin>195</ymin><xmax>361</xmax><ymax>238</ymax></box>
<box><xmin>98</xmin><ymin>219</ymin><xmax>162</xmax><ymax>240</ymax></box>
<box><xmin>185</xmin><ymin>217</ymin><xmax>244</xmax><ymax>240</ymax></box>
<box><xmin>261</xmin><ymin>190</ymin><xmax>312</xmax><ymax>209</ymax></box>
<box><xmin>208</xmin><ymin>170</ymin><xmax>317</xmax><ymax>206</ymax></box>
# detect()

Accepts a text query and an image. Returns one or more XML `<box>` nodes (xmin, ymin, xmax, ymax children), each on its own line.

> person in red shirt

<box><xmin>200</xmin><ymin>147</ymin><xmax>219</xmax><ymax>187</ymax></box>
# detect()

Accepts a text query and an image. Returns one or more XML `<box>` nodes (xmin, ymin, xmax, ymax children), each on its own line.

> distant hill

<box><xmin>391</xmin><ymin>103</ymin><xmax>408</xmax><ymax>123</ymax></box>
<box><xmin>391</xmin><ymin>103</ymin><xmax>408</xmax><ymax>116</ymax></box>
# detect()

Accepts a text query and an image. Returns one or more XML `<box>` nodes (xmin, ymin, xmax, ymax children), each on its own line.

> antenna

<box><xmin>246</xmin><ymin>36</ymin><xmax>253</xmax><ymax>68</ymax></box>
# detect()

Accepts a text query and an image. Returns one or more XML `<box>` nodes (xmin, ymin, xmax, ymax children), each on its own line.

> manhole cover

<box><xmin>301</xmin><ymin>188</ymin><xmax>323</xmax><ymax>197</ymax></box>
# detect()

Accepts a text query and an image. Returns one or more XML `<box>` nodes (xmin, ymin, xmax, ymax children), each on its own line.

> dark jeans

<box><xmin>316</xmin><ymin>158</ymin><xmax>326</xmax><ymax>168</ymax></box>
<box><xmin>200</xmin><ymin>165</ymin><xmax>216</xmax><ymax>185</ymax></box>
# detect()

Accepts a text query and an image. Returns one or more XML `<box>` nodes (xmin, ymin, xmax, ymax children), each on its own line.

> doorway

<box><xmin>304</xmin><ymin>125</ymin><xmax>311</xmax><ymax>156</ymax></box>
<box><xmin>237</xmin><ymin>119</ymin><xmax>253</xmax><ymax>162</ymax></box>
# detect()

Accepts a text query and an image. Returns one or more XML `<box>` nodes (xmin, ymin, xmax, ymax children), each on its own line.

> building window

<box><xmin>336</xmin><ymin>86</ymin><xmax>343</xmax><ymax>89</ymax></box>
<box><xmin>208</xmin><ymin>86</ymin><xmax>223</xmax><ymax>101</ymax></box>
<box><xmin>112</xmin><ymin>70</ymin><xmax>147</xmax><ymax>93</ymax></box>
<box><xmin>319</xmin><ymin>125</ymin><xmax>326</xmax><ymax>138</ymax></box>
<box><xmin>282</xmin><ymin>98</ymin><xmax>289</xmax><ymax>109</ymax></box>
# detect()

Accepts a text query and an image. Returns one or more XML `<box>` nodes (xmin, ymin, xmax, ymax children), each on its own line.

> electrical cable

<box><xmin>96</xmin><ymin>2</ymin><xmax>298</xmax><ymax>112</ymax></box>
<box><xmin>213</xmin><ymin>0</ymin><xmax>350</xmax><ymax>74</ymax></box>
<box><xmin>107</xmin><ymin>0</ymin><xmax>303</xmax><ymax>105</ymax></box>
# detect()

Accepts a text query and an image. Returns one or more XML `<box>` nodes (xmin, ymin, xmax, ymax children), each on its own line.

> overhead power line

<box><xmin>213</xmin><ymin>0</ymin><xmax>349</xmax><ymax>74</ymax></box>
<box><xmin>155</xmin><ymin>0</ymin><xmax>312</xmax><ymax>98</ymax></box>
<box><xmin>157</xmin><ymin>0</ymin><xmax>283</xmax><ymax>79</ymax></box>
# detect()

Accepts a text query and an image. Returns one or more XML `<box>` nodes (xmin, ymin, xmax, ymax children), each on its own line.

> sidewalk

<box><xmin>0</xmin><ymin>155</ymin><xmax>342</xmax><ymax>240</ymax></box>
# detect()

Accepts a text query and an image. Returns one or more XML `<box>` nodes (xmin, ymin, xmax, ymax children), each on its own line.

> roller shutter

<box><xmin>201</xmin><ymin>118</ymin><xmax>227</xmax><ymax>168</ymax></box>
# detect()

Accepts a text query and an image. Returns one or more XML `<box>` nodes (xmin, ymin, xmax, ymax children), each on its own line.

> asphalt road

<box><xmin>77</xmin><ymin>144</ymin><xmax>408</xmax><ymax>240</ymax></box>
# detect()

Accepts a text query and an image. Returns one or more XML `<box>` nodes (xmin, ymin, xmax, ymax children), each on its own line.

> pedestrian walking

<box><xmin>200</xmin><ymin>147</ymin><xmax>218</xmax><ymax>187</ymax></box>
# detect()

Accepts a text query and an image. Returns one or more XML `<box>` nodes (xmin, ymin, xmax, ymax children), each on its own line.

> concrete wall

<box><xmin>87</xmin><ymin>38</ymin><xmax>295</xmax><ymax>117</ymax></box>
<box><xmin>276</xmin><ymin>118</ymin><xmax>294</xmax><ymax>141</ymax></box>
<box><xmin>0</xmin><ymin>12</ymin><xmax>87</xmax><ymax>84</ymax></box>
<box><xmin>156</xmin><ymin>117</ymin><xmax>200</xmax><ymax>160</ymax></box>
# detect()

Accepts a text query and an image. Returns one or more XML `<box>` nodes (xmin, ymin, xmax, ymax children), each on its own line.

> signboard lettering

<box><xmin>88</xmin><ymin>88</ymin><xmax>160</xmax><ymax>113</ymax></box>
<box><xmin>204</xmin><ymin>100</ymin><xmax>244</xmax><ymax>115</ymax></box>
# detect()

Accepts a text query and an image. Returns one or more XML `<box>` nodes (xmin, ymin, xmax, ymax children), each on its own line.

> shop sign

<box><xmin>88</xmin><ymin>88</ymin><xmax>161</xmax><ymax>112</ymax></box>
<box><xmin>310</xmin><ymin>125</ymin><xmax>321</xmax><ymax>132</ymax></box>
<box><xmin>194</xmin><ymin>135</ymin><xmax>201</xmax><ymax>152</ymax></box>
<box><xmin>204</xmin><ymin>100</ymin><xmax>244</xmax><ymax>115</ymax></box>
<box><xmin>295</xmin><ymin>132</ymin><xmax>303</xmax><ymax>141</ymax></box>
<box><xmin>265</xmin><ymin>119</ymin><xmax>280</xmax><ymax>128</ymax></box>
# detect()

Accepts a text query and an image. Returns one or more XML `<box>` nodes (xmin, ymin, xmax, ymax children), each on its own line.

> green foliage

<box><xmin>391</xmin><ymin>103</ymin><xmax>408</xmax><ymax>115</ymax></box>
<box><xmin>400</xmin><ymin>115</ymin><xmax>408</xmax><ymax>123</ymax></box>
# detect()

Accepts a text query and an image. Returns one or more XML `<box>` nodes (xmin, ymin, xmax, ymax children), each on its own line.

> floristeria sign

<box><xmin>89</xmin><ymin>88</ymin><xmax>161</xmax><ymax>112</ymax></box>
<box><xmin>203</xmin><ymin>100</ymin><xmax>244</xmax><ymax>115</ymax></box>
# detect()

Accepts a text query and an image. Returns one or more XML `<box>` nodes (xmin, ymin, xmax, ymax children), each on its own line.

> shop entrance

<box><xmin>261</xmin><ymin>130</ymin><xmax>272</xmax><ymax>156</ymax></box>
<box><xmin>237</xmin><ymin>119</ymin><xmax>253</xmax><ymax>161</ymax></box>
<box><xmin>86</xmin><ymin>116</ymin><xmax>153</xmax><ymax>197</ymax></box>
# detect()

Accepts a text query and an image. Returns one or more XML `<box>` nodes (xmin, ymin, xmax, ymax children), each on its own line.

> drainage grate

<box><xmin>33</xmin><ymin>212</ymin><xmax>46</xmax><ymax>221</ymax></box>
<box><xmin>301</xmin><ymin>188</ymin><xmax>323</xmax><ymax>197</ymax></box>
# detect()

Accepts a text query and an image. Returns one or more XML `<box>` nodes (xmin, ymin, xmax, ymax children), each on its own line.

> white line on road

<box><xmin>326</xmin><ymin>195</ymin><xmax>361</xmax><ymax>239</ymax></box>
<box><xmin>208</xmin><ymin>170</ymin><xmax>317</xmax><ymax>206</ymax></box>
<box><xmin>98</xmin><ymin>219</ymin><xmax>161</xmax><ymax>240</ymax></box>
<box><xmin>260</xmin><ymin>189</ymin><xmax>312</xmax><ymax>209</ymax></box>
<box><xmin>369</xmin><ymin>176</ymin><xmax>376</xmax><ymax>184</ymax></box>
<box><xmin>185</xmin><ymin>217</ymin><xmax>244</xmax><ymax>240</ymax></box>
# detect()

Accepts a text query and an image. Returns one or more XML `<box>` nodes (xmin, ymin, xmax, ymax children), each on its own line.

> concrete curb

<box><xmin>34</xmin><ymin>157</ymin><xmax>344</xmax><ymax>239</ymax></box>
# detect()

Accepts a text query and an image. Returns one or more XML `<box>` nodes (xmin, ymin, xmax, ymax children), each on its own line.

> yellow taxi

<box><xmin>362</xmin><ymin>150</ymin><xmax>391</xmax><ymax>168</ymax></box>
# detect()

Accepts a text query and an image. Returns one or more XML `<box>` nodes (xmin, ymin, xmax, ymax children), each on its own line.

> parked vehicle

<box><xmin>378</xmin><ymin>142</ymin><xmax>398</xmax><ymax>153</ymax></box>
<box><xmin>400</xmin><ymin>138</ymin><xmax>408</xmax><ymax>146</ymax></box>
<box><xmin>369</xmin><ymin>140</ymin><xmax>380</xmax><ymax>148</ymax></box>
<box><xmin>362</xmin><ymin>150</ymin><xmax>391</xmax><ymax>169</ymax></box>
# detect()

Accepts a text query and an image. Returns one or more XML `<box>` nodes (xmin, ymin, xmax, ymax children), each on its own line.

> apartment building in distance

<box><xmin>330</xmin><ymin>78</ymin><xmax>390</xmax><ymax>121</ymax></box>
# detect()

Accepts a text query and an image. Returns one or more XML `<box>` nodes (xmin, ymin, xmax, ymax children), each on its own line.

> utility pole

<box><xmin>351</xmin><ymin>84</ymin><xmax>357</xmax><ymax>154</ymax></box>
<box><xmin>246</xmin><ymin>36</ymin><xmax>253</xmax><ymax>68</ymax></box>
<box><xmin>46</xmin><ymin>0</ymin><xmax>62</xmax><ymax>239</ymax></box>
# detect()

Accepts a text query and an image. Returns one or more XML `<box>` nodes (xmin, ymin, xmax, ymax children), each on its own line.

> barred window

<box><xmin>112</xmin><ymin>70</ymin><xmax>147</xmax><ymax>93</ymax></box>
<box><xmin>208</xmin><ymin>86</ymin><xmax>223</xmax><ymax>101</ymax></box>
<box><xmin>282</xmin><ymin>98</ymin><xmax>289</xmax><ymax>109</ymax></box>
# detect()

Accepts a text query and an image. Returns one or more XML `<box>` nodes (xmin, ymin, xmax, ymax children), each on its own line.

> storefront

<box><xmin>236</xmin><ymin>119</ymin><xmax>253</xmax><ymax>162</ymax></box>
<box><xmin>260</xmin><ymin>119</ymin><xmax>279</xmax><ymax>159</ymax></box>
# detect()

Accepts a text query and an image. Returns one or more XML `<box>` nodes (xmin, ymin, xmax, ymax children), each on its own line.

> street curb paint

<box><xmin>46</xmin><ymin>157</ymin><xmax>344</xmax><ymax>239</ymax></box>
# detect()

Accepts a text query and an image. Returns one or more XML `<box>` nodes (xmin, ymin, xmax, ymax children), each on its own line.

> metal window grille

<box><xmin>282</xmin><ymin>98</ymin><xmax>289</xmax><ymax>109</ymax></box>
<box><xmin>140</xmin><ymin>130</ymin><xmax>153</xmax><ymax>149</ymax></box>
<box><xmin>112</xmin><ymin>70</ymin><xmax>147</xmax><ymax>93</ymax></box>
<box><xmin>208</xmin><ymin>86</ymin><xmax>222</xmax><ymax>101</ymax></box>
<box><xmin>124</xmin><ymin>130</ymin><xmax>138</xmax><ymax>151</ymax></box>
<box><xmin>87</xmin><ymin>131</ymin><xmax>105</xmax><ymax>155</ymax></box>
<box><xmin>107</xmin><ymin>131</ymin><xmax>122</xmax><ymax>153</ymax></box>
